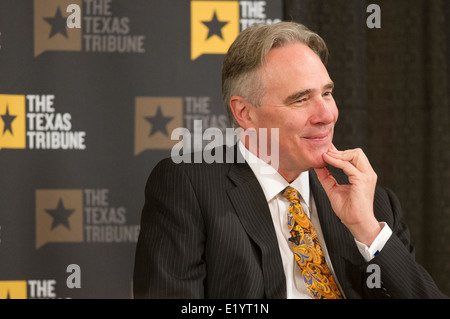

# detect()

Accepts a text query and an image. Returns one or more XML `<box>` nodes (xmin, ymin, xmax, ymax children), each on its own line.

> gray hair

<box><xmin>222</xmin><ymin>22</ymin><xmax>329</xmax><ymax>128</ymax></box>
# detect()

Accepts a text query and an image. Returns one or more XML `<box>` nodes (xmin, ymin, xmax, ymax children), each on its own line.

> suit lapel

<box><xmin>309</xmin><ymin>169</ymin><xmax>366</xmax><ymax>298</ymax></box>
<box><xmin>226</xmin><ymin>160</ymin><xmax>286</xmax><ymax>299</ymax></box>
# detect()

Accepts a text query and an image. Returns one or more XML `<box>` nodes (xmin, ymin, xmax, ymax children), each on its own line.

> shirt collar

<box><xmin>238</xmin><ymin>141</ymin><xmax>310</xmax><ymax>207</ymax></box>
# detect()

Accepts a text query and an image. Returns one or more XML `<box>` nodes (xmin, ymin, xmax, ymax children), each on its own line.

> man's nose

<box><xmin>310</xmin><ymin>98</ymin><xmax>337</xmax><ymax>125</ymax></box>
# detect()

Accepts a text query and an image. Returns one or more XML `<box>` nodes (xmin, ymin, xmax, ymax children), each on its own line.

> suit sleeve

<box><xmin>133</xmin><ymin>159</ymin><xmax>206</xmax><ymax>298</ymax></box>
<box><xmin>361</xmin><ymin>187</ymin><xmax>448</xmax><ymax>299</ymax></box>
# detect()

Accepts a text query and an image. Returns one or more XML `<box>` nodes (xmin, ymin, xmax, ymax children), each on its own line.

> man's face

<box><xmin>250</xmin><ymin>42</ymin><xmax>338</xmax><ymax>180</ymax></box>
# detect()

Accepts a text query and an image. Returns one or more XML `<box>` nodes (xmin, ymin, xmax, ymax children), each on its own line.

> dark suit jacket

<box><xmin>133</xmin><ymin>146</ymin><xmax>446</xmax><ymax>299</ymax></box>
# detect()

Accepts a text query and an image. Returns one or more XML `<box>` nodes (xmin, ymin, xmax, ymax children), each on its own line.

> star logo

<box><xmin>43</xmin><ymin>6</ymin><xmax>68</xmax><ymax>39</ymax></box>
<box><xmin>0</xmin><ymin>281</ymin><xmax>27</xmax><ymax>299</ymax></box>
<box><xmin>1</xmin><ymin>105</ymin><xmax>17</xmax><ymax>136</ymax></box>
<box><xmin>190</xmin><ymin>1</ymin><xmax>239</xmax><ymax>60</ymax></box>
<box><xmin>0</xmin><ymin>94</ymin><xmax>26</xmax><ymax>150</ymax></box>
<box><xmin>134</xmin><ymin>97</ymin><xmax>183</xmax><ymax>155</ymax></box>
<box><xmin>33</xmin><ymin>0</ymin><xmax>82</xmax><ymax>57</ymax></box>
<box><xmin>145</xmin><ymin>106</ymin><xmax>174</xmax><ymax>137</ymax></box>
<box><xmin>202</xmin><ymin>11</ymin><xmax>229</xmax><ymax>40</ymax></box>
<box><xmin>45</xmin><ymin>198</ymin><xmax>75</xmax><ymax>230</ymax></box>
<box><xmin>35</xmin><ymin>189</ymin><xmax>83</xmax><ymax>248</ymax></box>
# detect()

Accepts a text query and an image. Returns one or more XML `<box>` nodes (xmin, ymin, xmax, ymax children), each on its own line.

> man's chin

<box><xmin>312</xmin><ymin>144</ymin><xmax>332</xmax><ymax>168</ymax></box>
<box><xmin>309</xmin><ymin>154</ymin><xmax>329</xmax><ymax>169</ymax></box>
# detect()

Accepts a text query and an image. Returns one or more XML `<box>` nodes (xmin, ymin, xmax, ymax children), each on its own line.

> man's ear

<box><xmin>229</xmin><ymin>96</ymin><xmax>254</xmax><ymax>129</ymax></box>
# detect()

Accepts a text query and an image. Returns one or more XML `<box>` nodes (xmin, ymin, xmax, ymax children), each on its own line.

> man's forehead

<box><xmin>266</xmin><ymin>42</ymin><xmax>320</xmax><ymax>63</ymax></box>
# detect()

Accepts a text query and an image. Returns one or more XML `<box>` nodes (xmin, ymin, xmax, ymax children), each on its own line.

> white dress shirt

<box><xmin>238</xmin><ymin>141</ymin><xmax>392</xmax><ymax>298</ymax></box>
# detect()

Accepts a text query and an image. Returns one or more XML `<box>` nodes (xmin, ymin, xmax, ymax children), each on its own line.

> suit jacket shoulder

<box><xmin>134</xmin><ymin>146</ymin><xmax>286</xmax><ymax>299</ymax></box>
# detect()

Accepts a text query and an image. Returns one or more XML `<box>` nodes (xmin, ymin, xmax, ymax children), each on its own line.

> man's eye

<box><xmin>323</xmin><ymin>91</ymin><xmax>333</xmax><ymax>97</ymax></box>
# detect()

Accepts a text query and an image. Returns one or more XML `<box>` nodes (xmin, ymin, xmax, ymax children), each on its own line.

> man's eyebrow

<box><xmin>284</xmin><ymin>89</ymin><xmax>313</xmax><ymax>104</ymax></box>
<box><xmin>284</xmin><ymin>82</ymin><xmax>334</xmax><ymax>104</ymax></box>
<box><xmin>324</xmin><ymin>81</ymin><xmax>335</xmax><ymax>90</ymax></box>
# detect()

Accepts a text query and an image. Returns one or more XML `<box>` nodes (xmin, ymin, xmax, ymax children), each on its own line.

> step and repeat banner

<box><xmin>0</xmin><ymin>0</ymin><xmax>282</xmax><ymax>298</ymax></box>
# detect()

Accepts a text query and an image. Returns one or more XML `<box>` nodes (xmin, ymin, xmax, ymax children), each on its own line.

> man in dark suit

<box><xmin>133</xmin><ymin>22</ymin><xmax>446</xmax><ymax>299</ymax></box>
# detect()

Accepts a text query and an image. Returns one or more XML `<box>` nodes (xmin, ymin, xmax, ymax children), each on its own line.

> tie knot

<box><xmin>281</xmin><ymin>186</ymin><xmax>300</xmax><ymax>204</ymax></box>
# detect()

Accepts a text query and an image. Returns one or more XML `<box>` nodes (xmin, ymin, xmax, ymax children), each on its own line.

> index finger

<box><xmin>327</xmin><ymin>148</ymin><xmax>373</xmax><ymax>173</ymax></box>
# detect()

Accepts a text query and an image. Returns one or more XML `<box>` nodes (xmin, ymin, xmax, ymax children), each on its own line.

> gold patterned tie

<box><xmin>281</xmin><ymin>186</ymin><xmax>342</xmax><ymax>299</ymax></box>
